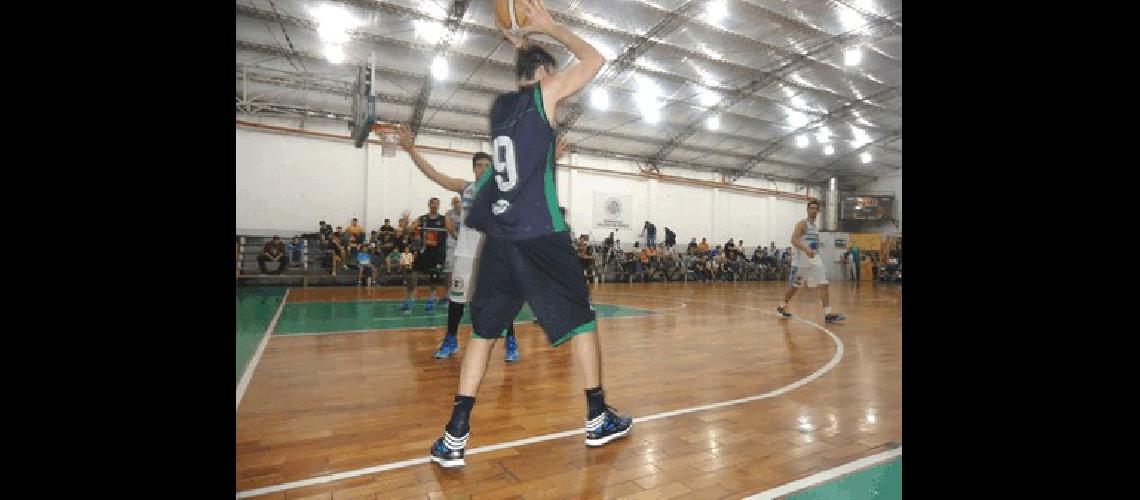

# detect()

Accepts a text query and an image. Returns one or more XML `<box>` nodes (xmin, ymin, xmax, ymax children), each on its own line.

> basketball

<box><xmin>493</xmin><ymin>0</ymin><xmax>529</xmax><ymax>34</ymax></box>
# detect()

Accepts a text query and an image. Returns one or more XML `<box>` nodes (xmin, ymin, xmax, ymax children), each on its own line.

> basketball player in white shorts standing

<box><xmin>395</xmin><ymin>127</ymin><xmax>521</xmax><ymax>361</ymax></box>
<box><xmin>777</xmin><ymin>199</ymin><xmax>846</xmax><ymax>323</ymax></box>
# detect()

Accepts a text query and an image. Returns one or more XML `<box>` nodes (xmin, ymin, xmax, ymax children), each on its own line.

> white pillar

<box><xmin>362</xmin><ymin>142</ymin><xmax>369</xmax><ymax>230</ymax></box>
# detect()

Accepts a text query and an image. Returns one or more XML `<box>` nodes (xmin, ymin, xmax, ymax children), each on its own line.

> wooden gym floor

<box><xmin>236</xmin><ymin>281</ymin><xmax>902</xmax><ymax>498</ymax></box>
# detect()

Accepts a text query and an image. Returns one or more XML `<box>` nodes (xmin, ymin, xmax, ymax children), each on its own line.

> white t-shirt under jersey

<box><xmin>452</xmin><ymin>181</ymin><xmax>486</xmax><ymax>258</ymax></box>
<box><xmin>793</xmin><ymin>218</ymin><xmax>822</xmax><ymax>267</ymax></box>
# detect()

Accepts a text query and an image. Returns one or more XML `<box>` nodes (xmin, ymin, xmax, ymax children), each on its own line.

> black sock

<box><xmin>446</xmin><ymin>301</ymin><xmax>465</xmax><ymax>338</ymax></box>
<box><xmin>585</xmin><ymin>386</ymin><xmax>606</xmax><ymax>420</ymax></box>
<box><xmin>446</xmin><ymin>395</ymin><xmax>475</xmax><ymax>437</ymax></box>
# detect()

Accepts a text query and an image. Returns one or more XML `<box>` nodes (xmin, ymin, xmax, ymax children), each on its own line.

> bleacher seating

<box><xmin>236</xmin><ymin>235</ymin><xmax>409</xmax><ymax>287</ymax></box>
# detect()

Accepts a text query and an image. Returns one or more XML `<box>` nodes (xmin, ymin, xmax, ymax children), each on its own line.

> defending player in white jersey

<box><xmin>777</xmin><ymin>199</ymin><xmax>846</xmax><ymax>323</ymax></box>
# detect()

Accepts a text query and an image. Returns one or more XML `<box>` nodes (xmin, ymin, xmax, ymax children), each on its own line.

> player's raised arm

<box><xmin>514</xmin><ymin>0</ymin><xmax>604</xmax><ymax>104</ymax></box>
<box><xmin>396</xmin><ymin>124</ymin><xmax>468</xmax><ymax>193</ymax></box>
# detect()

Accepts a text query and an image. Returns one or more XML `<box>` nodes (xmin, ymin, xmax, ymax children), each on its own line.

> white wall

<box><xmin>856</xmin><ymin>169</ymin><xmax>903</xmax><ymax>234</ymax></box>
<box><xmin>236</xmin><ymin>120</ymin><xmax>812</xmax><ymax>251</ymax></box>
<box><xmin>236</xmin><ymin>116</ymin><xmax>485</xmax><ymax>235</ymax></box>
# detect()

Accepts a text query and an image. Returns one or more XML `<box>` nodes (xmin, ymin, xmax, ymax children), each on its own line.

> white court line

<box><xmin>272</xmin><ymin>303</ymin><xmax>669</xmax><ymax>337</ymax></box>
<box><xmin>236</xmin><ymin>288</ymin><xmax>290</xmax><ymax>411</ymax></box>
<box><xmin>743</xmin><ymin>446</ymin><xmax>902</xmax><ymax>499</ymax></box>
<box><xmin>236</xmin><ymin>300</ymin><xmax>844</xmax><ymax>498</ymax></box>
<box><xmin>273</xmin><ymin>314</ymin><xmax>662</xmax><ymax>337</ymax></box>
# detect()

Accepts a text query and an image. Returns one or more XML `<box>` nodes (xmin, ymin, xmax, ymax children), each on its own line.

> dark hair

<box><xmin>472</xmin><ymin>152</ymin><xmax>492</xmax><ymax>167</ymax></box>
<box><xmin>808</xmin><ymin>200</ymin><xmax>821</xmax><ymax>208</ymax></box>
<box><xmin>516</xmin><ymin>46</ymin><xmax>556</xmax><ymax>81</ymax></box>
<box><xmin>430</xmin><ymin>197</ymin><xmax>440</xmax><ymax>202</ymax></box>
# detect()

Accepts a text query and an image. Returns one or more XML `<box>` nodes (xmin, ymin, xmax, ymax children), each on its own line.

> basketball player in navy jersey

<box><xmin>394</xmin><ymin>132</ymin><xmax>521</xmax><ymax>362</ymax></box>
<box><xmin>777</xmin><ymin>200</ymin><xmax>846</xmax><ymax>323</ymax></box>
<box><xmin>429</xmin><ymin>0</ymin><xmax>631</xmax><ymax>468</ymax></box>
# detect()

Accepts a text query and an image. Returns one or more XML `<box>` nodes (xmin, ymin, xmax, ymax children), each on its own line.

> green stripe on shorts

<box><xmin>552</xmin><ymin>320</ymin><xmax>596</xmax><ymax>347</ymax></box>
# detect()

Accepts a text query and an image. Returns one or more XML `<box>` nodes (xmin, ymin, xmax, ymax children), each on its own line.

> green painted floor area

<box><xmin>273</xmin><ymin>300</ymin><xmax>658</xmax><ymax>335</ymax></box>
<box><xmin>236</xmin><ymin>287</ymin><xmax>286</xmax><ymax>383</ymax></box>
<box><xmin>787</xmin><ymin>457</ymin><xmax>901</xmax><ymax>500</ymax></box>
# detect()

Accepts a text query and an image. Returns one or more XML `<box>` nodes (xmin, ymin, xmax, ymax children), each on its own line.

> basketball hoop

<box><xmin>372</xmin><ymin>123</ymin><xmax>402</xmax><ymax>157</ymax></box>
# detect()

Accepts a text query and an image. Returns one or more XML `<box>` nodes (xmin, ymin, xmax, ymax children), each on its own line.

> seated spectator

<box><xmin>400</xmin><ymin>243</ymin><xmax>415</xmax><ymax>273</ymax></box>
<box><xmin>577</xmin><ymin>235</ymin><xmax>593</xmax><ymax>275</ymax></box>
<box><xmin>347</xmin><ymin>218</ymin><xmax>366</xmax><ymax>242</ymax></box>
<box><xmin>386</xmin><ymin>246</ymin><xmax>401</xmax><ymax>274</ymax></box>
<box><xmin>258</xmin><ymin>236</ymin><xmax>288</xmax><ymax>274</ymax></box>
<box><xmin>380</xmin><ymin>230</ymin><xmax>395</xmax><ymax>266</ymax></box>
<box><xmin>724</xmin><ymin>239</ymin><xmax>736</xmax><ymax>258</ymax></box>
<box><xmin>719</xmin><ymin>255</ymin><xmax>733</xmax><ymax>281</ymax></box>
<box><xmin>687</xmin><ymin>238</ymin><xmax>698</xmax><ymax>255</ymax></box>
<box><xmin>711</xmin><ymin>245</ymin><xmax>722</xmax><ymax>258</ymax></box>
<box><xmin>620</xmin><ymin>242</ymin><xmax>638</xmax><ymax>280</ymax></box>
<box><xmin>287</xmin><ymin>236</ymin><xmax>304</xmax><ymax>268</ymax></box>
<box><xmin>664</xmin><ymin>227</ymin><xmax>676</xmax><ymax>249</ymax></box>
<box><xmin>640</xmin><ymin>245</ymin><xmax>655</xmax><ymax>281</ymax></box>
<box><xmin>369</xmin><ymin>230</ymin><xmax>380</xmax><ymax>244</ymax></box>
<box><xmin>327</xmin><ymin>232</ymin><xmax>346</xmax><ymax>275</ymax></box>
<box><xmin>319</xmin><ymin>221</ymin><xmax>333</xmax><ymax>242</ymax></box>
<box><xmin>730</xmin><ymin>252</ymin><xmax>745</xmax><ymax>279</ymax></box>
<box><xmin>386</xmin><ymin>229</ymin><xmax>407</xmax><ymax>274</ymax></box>
<box><xmin>698</xmin><ymin>238</ymin><xmax>710</xmax><ymax>254</ymax></box>
<box><xmin>692</xmin><ymin>254</ymin><xmax>707</xmax><ymax>281</ymax></box>
<box><xmin>379</xmin><ymin>219</ymin><xmax>395</xmax><ymax>237</ymax></box>
<box><xmin>397</xmin><ymin>212</ymin><xmax>411</xmax><ymax>234</ymax></box>
<box><xmin>660</xmin><ymin>245</ymin><xmax>680</xmax><ymax>279</ymax></box>
<box><xmin>346</xmin><ymin>235</ymin><xmax>361</xmax><ymax>269</ymax></box>
<box><xmin>356</xmin><ymin>243</ymin><xmax>375</xmax><ymax>286</ymax></box>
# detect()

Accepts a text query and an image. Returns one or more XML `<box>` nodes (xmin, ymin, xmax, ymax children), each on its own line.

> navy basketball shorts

<box><xmin>470</xmin><ymin>232</ymin><xmax>597</xmax><ymax>346</ymax></box>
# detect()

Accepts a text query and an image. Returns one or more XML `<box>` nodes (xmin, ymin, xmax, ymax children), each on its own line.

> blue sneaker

<box><xmin>776</xmin><ymin>306</ymin><xmax>792</xmax><ymax>318</ymax></box>
<box><xmin>825</xmin><ymin>313</ymin><xmax>846</xmax><ymax>323</ymax></box>
<box><xmin>429</xmin><ymin>431</ymin><xmax>467</xmax><ymax>468</ymax></box>
<box><xmin>399</xmin><ymin>301</ymin><xmax>412</xmax><ymax>314</ymax></box>
<box><xmin>425</xmin><ymin>298</ymin><xmax>436</xmax><ymax>314</ymax></box>
<box><xmin>434</xmin><ymin>336</ymin><xmax>459</xmax><ymax>359</ymax></box>
<box><xmin>504</xmin><ymin>335</ymin><xmax>520</xmax><ymax>363</ymax></box>
<box><xmin>585</xmin><ymin>406</ymin><xmax>633</xmax><ymax>447</ymax></box>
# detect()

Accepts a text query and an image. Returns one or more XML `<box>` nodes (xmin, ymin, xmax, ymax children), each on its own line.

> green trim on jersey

<box><xmin>533</xmin><ymin>84</ymin><xmax>549</xmax><ymax>127</ymax></box>
<box><xmin>544</xmin><ymin>143</ymin><xmax>567</xmax><ymax>232</ymax></box>
<box><xmin>472</xmin><ymin>165</ymin><xmax>494</xmax><ymax>193</ymax></box>
<box><xmin>533</xmin><ymin>82</ymin><xmax>566</xmax><ymax>233</ymax></box>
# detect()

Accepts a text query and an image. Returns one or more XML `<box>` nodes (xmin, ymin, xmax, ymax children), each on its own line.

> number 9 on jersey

<box><xmin>492</xmin><ymin>136</ymin><xmax>518</xmax><ymax>192</ymax></box>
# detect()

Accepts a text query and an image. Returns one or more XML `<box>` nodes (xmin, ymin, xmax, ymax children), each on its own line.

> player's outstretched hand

<box><xmin>395</xmin><ymin>124</ymin><xmax>415</xmax><ymax>151</ymax></box>
<box><xmin>517</xmin><ymin>0</ymin><xmax>557</xmax><ymax>35</ymax></box>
